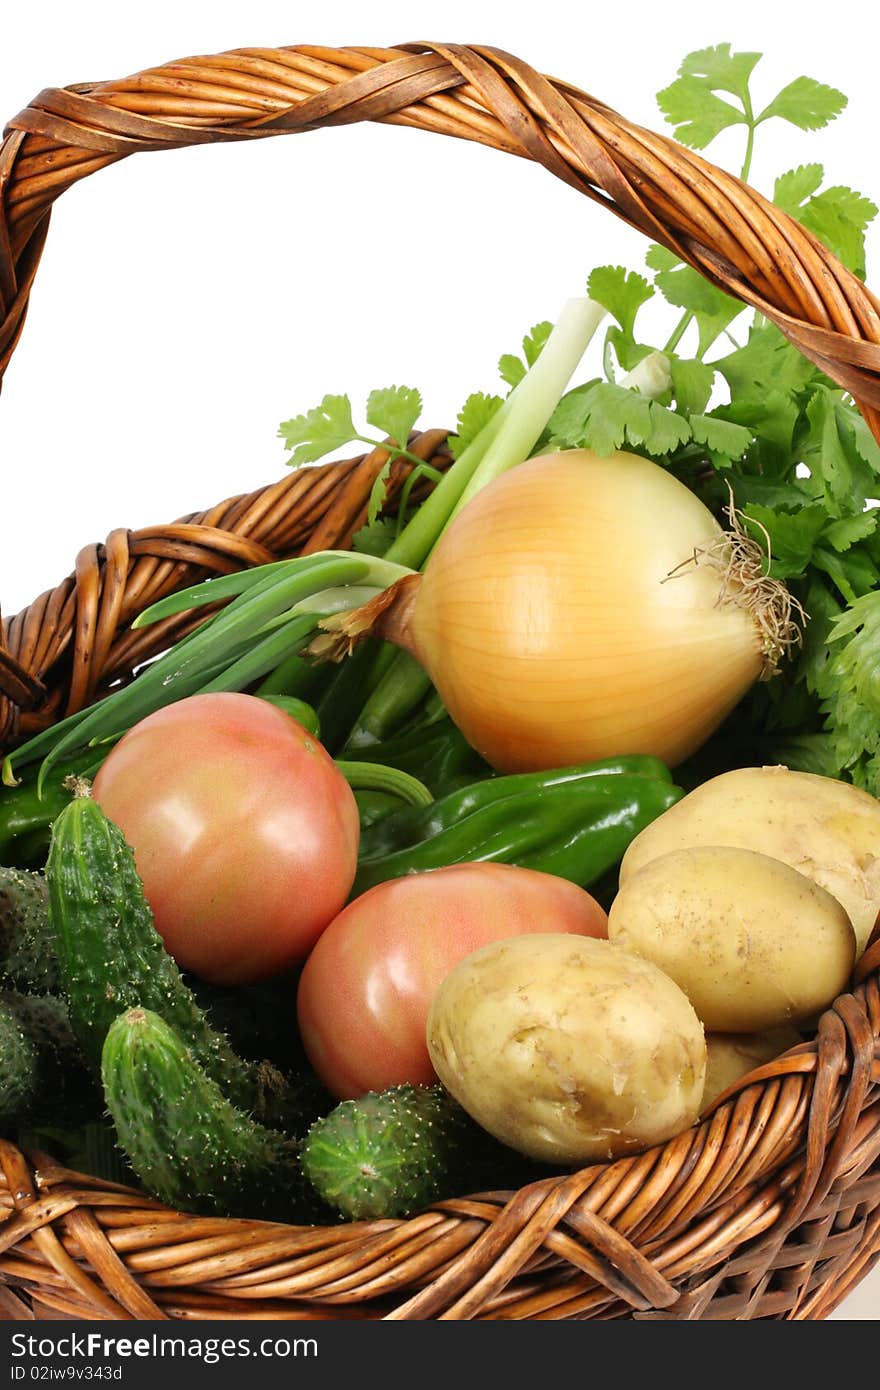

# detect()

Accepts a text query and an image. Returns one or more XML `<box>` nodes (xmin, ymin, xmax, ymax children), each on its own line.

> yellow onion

<box><xmin>324</xmin><ymin>449</ymin><xmax>798</xmax><ymax>773</ymax></box>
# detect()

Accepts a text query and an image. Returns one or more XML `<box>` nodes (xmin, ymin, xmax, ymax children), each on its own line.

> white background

<box><xmin>1</xmin><ymin>0</ymin><xmax>877</xmax><ymax>1320</ymax></box>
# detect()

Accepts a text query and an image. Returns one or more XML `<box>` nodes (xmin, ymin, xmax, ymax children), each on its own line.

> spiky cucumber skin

<box><xmin>0</xmin><ymin>868</ymin><xmax>58</xmax><ymax>994</ymax></box>
<box><xmin>0</xmin><ymin>1002</ymin><xmax>39</xmax><ymax>1126</ymax></box>
<box><xmin>46</xmin><ymin>797</ymin><xmax>269</xmax><ymax>1117</ymax></box>
<box><xmin>301</xmin><ymin>1085</ymin><xmax>492</xmax><ymax>1220</ymax></box>
<box><xmin>0</xmin><ymin>990</ymin><xmax>99</xmax><ymax>1126</ymax></box>
<box><xmin>101</xmin><ymin>1008</ymin><xmax>329</xmax><ymax>1223</ymax></box>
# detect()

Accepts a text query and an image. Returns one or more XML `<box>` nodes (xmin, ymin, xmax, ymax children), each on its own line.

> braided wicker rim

<box><xmin>0</xmin><ymin>42</ymin><xmax>879</xmax><ymax>1321</ymax></box>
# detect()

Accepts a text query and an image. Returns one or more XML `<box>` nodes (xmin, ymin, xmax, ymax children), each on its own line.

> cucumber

<box><xmin>101</xmin><ymin>1007</ymin><xmax>330</xmax><ymax>1222</ymax></box>
<box><xmin>301</xmin><ymin>1084</ymin><xmax>535</xmax><ymax>1220</ymax></box>
<box><xmin>0</xmin><ymin>1002</ymin><xmax>38</xmax><ymax>1126</ymax></box>
<box><xmin>45</xmin><ymin>795</ymin><xmax>301</xmax><ymax>1131</ymax></box>
<box><xmin>0</xmin><ymin>868</ymin><xmax>58</xmax><ymax>994</ymax></box>
<box><xmin>0</xmin><ymin>990</ymin><xmax>99</xmax><ymax>1126</ymax></box>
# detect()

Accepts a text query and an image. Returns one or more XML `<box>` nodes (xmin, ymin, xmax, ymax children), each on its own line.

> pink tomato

<box><xmin>296</xmin><ymin>862</ymin><xmax>608</xmax><ymax>1098</ymax></box>
<box><xmin>92</xmin><ymin>692</ymin><xmax>359</xmax><ymax>984</ymax></box>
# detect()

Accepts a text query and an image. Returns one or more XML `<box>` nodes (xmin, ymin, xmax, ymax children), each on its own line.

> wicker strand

<box><xmin>2</xmin><ymin>43</ymin><xmax>880</xmax><ymax>430</ymax></box>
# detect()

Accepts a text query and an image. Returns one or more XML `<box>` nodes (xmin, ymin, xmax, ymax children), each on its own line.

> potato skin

<box><xmin>619</xmin><ymin>766</ymin><xmax>880</xmax><ymax>957</ymax></box>
<box><xmin>426</xmin><ymin>933</ymin><xmax>706</xmax><ymax>1165</ymax></box>
<box><xmin>701</xmin><ymin>1027</ymin><xmax>802</xmax><ymax>1114</ymax></box>
<box><xmin>609</xmin><ymin>846</ymin><xmax>856</xmax><ymax>1032</ymax></box>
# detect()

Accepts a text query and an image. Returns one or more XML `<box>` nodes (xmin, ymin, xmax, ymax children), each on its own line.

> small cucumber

<box><xmin>101</xmin><ymin>1008</ymin><xmax>329</xmax><ymax>1222</ymax></box>
<box><xmin>301</xmin><ymin>1084</ymin><xmax>536</xmax><ymax>1220</ymax></box>
<box><xmin>46</xmin><ymin>795</ymin><xmax>297</xmax><ymax>1130</ymax></box>
<box><xmin>0</xmin><ymin>868</ymin><xmax>58</xmax><ymax>994</ymax></box>
<box><xmin>0</xmin><ymin>990</ymin><xmax>99</xmax><ymax>1126</ymax></box>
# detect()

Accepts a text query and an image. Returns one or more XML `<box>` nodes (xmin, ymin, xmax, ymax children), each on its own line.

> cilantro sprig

<box><xmin>658</xmin><ymin>44</ymin><xmax>845</xmax><ymax>180</ymax></box>
<box><xmin>280</xmin><ymin>386</ymin><xmax>439</xmax><ymax>532</ymax></box>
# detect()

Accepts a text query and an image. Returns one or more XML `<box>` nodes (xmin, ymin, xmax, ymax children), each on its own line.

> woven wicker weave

<box><xmin>0</xmin><ymin>41</ymin><xmax>879</xmax><ymax>1322</ymax></box>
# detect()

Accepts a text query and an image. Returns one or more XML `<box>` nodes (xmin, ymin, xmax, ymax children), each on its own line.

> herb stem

<box><xmin>663</xmin><ymin>310</ymin><xmax>692</xmax><ymax>355</ymax></box>
<box><xmin>740</xmin><ymin>92</ymin><xmax>756</xmax><ymax>183</ymax></box>
<box><xmin>355</xmin><ymin>437</ymin><xmax>428</xmax><ymax>471</ymax></box>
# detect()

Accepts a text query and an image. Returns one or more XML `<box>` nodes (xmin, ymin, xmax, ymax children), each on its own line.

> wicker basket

<box><xmin>1</xmin><ymin>41</ymin><xmax>879</xmax><ymax>1323</ymax></box>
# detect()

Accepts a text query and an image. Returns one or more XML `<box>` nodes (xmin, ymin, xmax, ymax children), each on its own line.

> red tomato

<box><xmin>296</xmin><ymin>863</ymin><xmax>608</xmax><ymax>1099</ymax></box>
<box><xmin>92</xmin><ymin>692</ymin><xmax>359</xmax><ymax>984</ymax></box>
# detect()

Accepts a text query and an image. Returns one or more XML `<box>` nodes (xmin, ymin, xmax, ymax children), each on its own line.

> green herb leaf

<box><xmin>670</xmin><ymin>358</ymin><xmax>715</xmax><ymax>415</ymax></box>
<box><xmin>688</xmin><ymin>414</ymin><xmax>752</xmax><ymax>459</ymax></box>
<box><xmin>499</xmin><ymin>322</ymin><xmax>553</xmax><ymax>388</ymax></box>
<box><xmin>647</xmin><ymin>246</ymin><xmax>744</xmax><ymax>354</ymax></box>
<box><xmin>773</xmin><ymin>164</ymin><xmax>824</xmax><ymax>214</ymax></box>
<box><xmin>716</xmin><ymin>323</ymin><xmax>820</xmax><ymax>404</ymax></box>
<box><xmin>448</xmin><ymin>392</ymin><xmax>504</xmax><ymax>459</ymax></box>
<box><xmin>588</xmin><ymin>266</ymin><xmax>653</xmax><ymax>339</ymax></box>
<box><xmin>279</xmin><ymin>394</ymin><xmax>358</xmax><ymax>466</ymax></box>
<box><xmin>548</xmin><ymin>382</ymin><xmax>690</xmax><ymax>458</ymax></box>
<box><xmin>366</xmin><ymin>386</ymin><xmax>422</xmax><ymax>451</ymax></box>
<box><xmin>657</xmin><ymin>75</ymin><xmax>746</xmax><ymax>149</ymax></box>
<box><xmin>823</xmin><ymin>512</ymin><xmax>879</xmax><ymax>553</ymax></box>
<box><xmin>798</xmin><ymin>186</ymin><xmax>878</xmax><ymax>277</ymax></box>
<box><xmin>758</xmin><ymin>76</ymin><xmax>847</xmax><ymax>131</ymax></box>
<box><xmin>801</xmin><ymin>387</ymin><xmax>878</xmax><ymax>516</ymax></box>
<box><xmin>679</xmin><ymin>44</ymin><xmax>762</xmax><ymax>102</ymax></box>
<box><xmin>366</xmin><ymin>462</ymin><xmax>393</xmax><ymax>526</ymax></box>
<box><xmin>351</xmin><ymin>517</ymin><xmax>397</xmax><ymax>557</ymax></box>
<box><xmin>742</xmin><ymin>501</ymin><xmax>829</xmax><ymax>578</ymax></box>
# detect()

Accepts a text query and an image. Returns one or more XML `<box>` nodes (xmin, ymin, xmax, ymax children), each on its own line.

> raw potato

<box><xmin>609</xmin><ymin>846</ymin><xmax>856</xmax><ymax>1032</ymax></box>
<box><xmin>619</xmin><ymin>766</ymin><xmax>880</xmax><ymax>957</ymax></box>
<box><xmin>426</xmin><ymin>933</ymin><xmax>706</xmax><ymax>1165</ymax></box>
<box><xmin>701</xmin><ymin>1027</ymin><xmax>802</xmax><ymax>1114</ymax></box>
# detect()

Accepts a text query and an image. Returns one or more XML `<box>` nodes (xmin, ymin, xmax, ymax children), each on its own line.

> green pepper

<box><xmin>257</xmin><ymin>694</ymin><xmax>321</xmax><ymax>738</ymax></box>
<box><xmin>342</xmin><ymin>716</ymin><xmax>493</xmax><ymax>797</ymax></box>
<box><xmin>358</xmin><ymin>754</ymin><xmax>674</xmax><ymax>861</ymax></box>
<box><xmin>353</xmin><ymin>763</ymin><xmax>682</xmax><ymax>897</ymax></box>
<box><xmin>352</xmin><ymin>789</ymin><xmax>405</xmax><ymax>828</ymax></box>
<box><xmin>0</xmin><ymin>761</ymin><xmax>95</xmax><ymax>869</ymax></box>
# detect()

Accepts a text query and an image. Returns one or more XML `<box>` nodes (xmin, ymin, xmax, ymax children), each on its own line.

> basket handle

<box><xmin>2</xmin><ymin>41</ymin><xmax>880</xmax><ymax>434</ymax></box>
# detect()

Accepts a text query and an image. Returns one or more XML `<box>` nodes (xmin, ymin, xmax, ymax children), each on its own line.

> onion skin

<box><xmin>402</xmin><ymin>450</ymin><xmax>766</xmax><ymax>773</ymax></box>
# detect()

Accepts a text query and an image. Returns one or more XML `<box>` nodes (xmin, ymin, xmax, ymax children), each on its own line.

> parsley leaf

<box><xmin>351</xmin><ymin>517</ymin><xmax>397</xmax><ymax>557</ymax></box>
<box><xmin>366</xmin><ymin>462</ymin><xmax>393</xmax><ymax>527</ymax></box>
<box><xmin>366</xmin><ymin>386</ymin><xmax>422</xmax><ymax>451</ymax></box>
<box><xmin>688</xmin><ymin>414</ymin><xmax>752</xmax><ymax>460</ymax></box>
<box><xmin>772</xmin><ymin>168</ymin><xmax>877</xmax><ymax>277</ymax></box>
<box><xmin>657</xmin><ymin>75</ymin><xmax>746</xmax><ymax>149</ymax></box>
<box><xmin>646</xmin><ymin>245</ymin><xmax>744</xmax><ymax>355</ymax></box>
<box><xmin>587</xmin><ymin>266</ymin><xmax>653</xmax><ymax>339</ymax></box>
<box><xmin>742</xmin><ymin>501</ymin><xmax>830</xmax><ymax>578</ymax></box>
<box><xmin>757</xmin><ymin>76</ymin><xmax>847</xmax><ymax>131</ymax></box>
<box><xmin>818</xmin><ymin>593</ymin><xmax>880</xmax><ymax>792</ymax></box>
<box><xmin>679</xmin><ymin>44</ymin><xmax>762</xmax><ymax>102</ymax></box>
<box><xmin>547</xmin><ymin>382</ymin><xmax>690</xmax><ymax>458</ymax></box>
<box><xmin>448</xmin><ymin>392</ymin><xmax>504</xmax><ymax>459</ymax></box>
<box><xmin>801</xmin><ymin>387</ymin><xmax>877</xmax><ymax>515</ymax></box>
<box><xmin>716</xmin><ymin>323</ymin><xmax>820</xmax><ymax>404</ymax></box>
<box><xmin>670</xmin><ymin>358</ymin><xmax>715</xmax><ymax>415</ymax></box>
<box><xmin>279</xmin><ymin>394</ymin><xmax>358</xmax><ymax>467</ymax></box>
<box><xmin>798</xmin><ymin>187</ymin><xmax>878</xmax><ymax>278</ymax></box>
<box><xmin>773</xmin><ymin>164</ymin><xmax>825</xmax><ymax>214</ymax></box>
<box><xmin>499</xmin><ymin>322</ymin><xmax>553</xmax><ymax>388</ymax></box>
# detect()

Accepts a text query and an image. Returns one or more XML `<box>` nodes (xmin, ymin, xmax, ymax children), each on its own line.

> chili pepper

<box><xmin>352</xmin><ymin>766</ymin><xmax>682</xmax><ymax>897</ymax></box>
<box><xmin>358</xmin><ymin>754</ymin><xmax>674</xmax><ymax>860</ymax></box>
<box><xmin>257</xmin><ymin>695</ymin><xmax>321</xmax><ymax>738</ymax></box>
<box><xmin>352</xmin><ymin>790</ymin><xmax>406</xmax><ymax>828</ymax></box>
<box><xmin>341</xmin><ymin>715</ymin><xmax>493</xmax><ymax>797</ymax></box>
<box><xmin>0</xmin><ymin>761</ymin><xmax>97</xmax><ymax>870</ymax></box>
